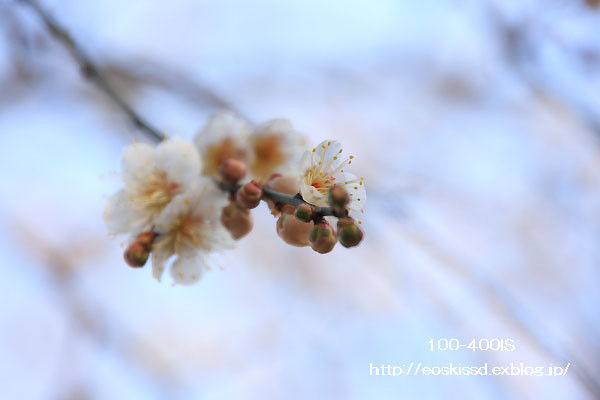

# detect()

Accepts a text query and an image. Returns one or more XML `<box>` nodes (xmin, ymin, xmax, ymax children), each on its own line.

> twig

<box><xmin>263</xmin><ymin>186</ymin><xmax>345</xmax><ymax>218</ymax></box>
<box><xmin>100</xmin><ymin>59</ymin><xmax>253</xmax><ymax>123</ymax></box>
<box><xmin>20</xmin><ymin>0</ymin><xmax>339</xmax><ymax>216</ymax></box>
<box><xmin>219</xmin><ymin>181</ymin><xmax>346</xmax><ymax>220</ymax></box>
<box><xmin>19</xmin><ymin>0</ymin><xmax>166</xmax><ymax>142</ymax></box>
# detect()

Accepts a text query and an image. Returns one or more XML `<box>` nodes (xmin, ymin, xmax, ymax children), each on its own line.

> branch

<box><xmin>219</xmin><ymin>181</ymin><xmax>346</xmax><ymax>220</ymax></box>
<box><xmin>262</xmin><ymin>186</ymin><xmax>346</xmax><ymax>219</ymax></box>
<box><xmin>19</xmin><ymin>0</ymin><xmax>166</xmax><ymax>142</ymax></box>
<box><xmin>20</xmin><ymin>0</ymin><xmax>340</xmax><ymax>217</ymax></box>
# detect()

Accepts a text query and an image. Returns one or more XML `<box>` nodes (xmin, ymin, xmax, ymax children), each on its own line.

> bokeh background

<box><xmin>1</xmin><ymin>0</ymin><xmax>599</xmax><ymax>399</ymax></box>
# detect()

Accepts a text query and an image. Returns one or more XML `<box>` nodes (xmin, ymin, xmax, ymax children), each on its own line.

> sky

<box><xmin>0</xmin><ymin>0</ymin><xmax>599</xmax><ymax>399</ymax></box>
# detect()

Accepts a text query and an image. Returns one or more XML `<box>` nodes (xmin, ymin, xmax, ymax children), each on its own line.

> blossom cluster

<box><xmin>104</xmin><ymin>112</ymin><xmax>366</xmax><ymax>284</ymax></box>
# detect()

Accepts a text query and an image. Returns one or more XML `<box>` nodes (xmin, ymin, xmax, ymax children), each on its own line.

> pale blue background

<box><xmin>0</xmin><ymin>0</ymin><xmax>599</xmax><ymax>399</ymax></box>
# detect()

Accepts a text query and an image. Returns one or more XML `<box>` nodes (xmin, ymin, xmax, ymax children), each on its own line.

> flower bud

<box><xmin>309</xmin><ymin>222</ymin><xmax>336</xmax><ymax>254</ymax></box>
<box><xmin>236</xmin><ymin>181</ymin><xmax>262</xmax><ymax>209</ymax></box>
<box><xmin>221</xmin><ymin>202</ymin><xmax>253</xmax><ymax>239</ymax></box>
<box><xmin>294</xmin><ymin>203</ymin><xmax>314</xmax><ymax>222</ymax></box>
<box><xmin>276</xmin><ymin>209</ymin><xmax>313</xmax><ymax>247</ymax></box>
<box><xmin>328</xmin><ymin>185</ymin><xmax>350</xmax><ymax>213</ymax></box>
<box><xmin>219</xmin><ymin>158</ymin><xmax>247</xmax><ymax>182</ymax></box>
<box><xmin>124</xmin><ymin>242</ymin><xmax>150</xmax><ymax>267</ymax></box>
<box><xmin>264</xmin><ymin>174</ymin><xmax>300</xmax><ymax>216</ymax></box>
<box><xmin>136</xmin><ymin>231</ymin><xmax>157</xmax><ymax>247</ymax></box>
<box><xmin>264</xmin><ymin>174</ymin><xmax>299</xmax><ymax>195</ymax></box>
<box><xmin>337</xmin><ymin>217</ymin><xmax>364</xmax><ymax>248</ymax></box>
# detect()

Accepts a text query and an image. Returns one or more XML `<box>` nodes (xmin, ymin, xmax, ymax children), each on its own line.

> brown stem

<box><xmin>218</xmin><ymin>181</ymin><xmax>344</xmax><ymax>220</ymax></box>
<box><xmin>20</xmin><ymin>0</ymin><xmax>166</xmax><ymax>142</ymax></box>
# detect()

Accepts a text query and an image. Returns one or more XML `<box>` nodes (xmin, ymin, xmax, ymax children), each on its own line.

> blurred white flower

<box><xmin>248</xmin><ymin>119</ymin><xmax>307</xmax><ymax>181</ymax></box>
<box><xmin>151</xmin><ymin>179</ymin><xmax>234</xmax><ymax>284</ymax></box>
<box><xmin>299</xmin><ymin>140</ymin><xmax>366</xmax><ymax>221</ymax></box>
<box><xmin>103</xmin><ymin>138</ymin><xmax>201</xmax><ymax>235</ymax></box>
<box><xmin>194</xmin><ymin>111</ymin><xmax>250</xmax><ymax>177</ymax></box>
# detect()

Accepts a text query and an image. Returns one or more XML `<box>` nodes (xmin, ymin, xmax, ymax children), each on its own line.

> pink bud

<box><xmin>276</xmin><ymin>209</ymin><xmax>314</xmax><ymax>247</ymax></box>
<box><xmin>236</xmin><ymin>181</ymin><xmax>263</xmax><ymax>209</ymax></box>
<box><xmin>264</xmin><ymin>174</ymin><xmax>299</xmax><ymax>195</ymax></box>
<box><xmin>337</xmin><ymin>217</ymin><xmax>363</xmax><ymax>248</ymax></box>
<box><xmin>219</xmin><ymin>158</ymin><xmax>247</xmax><ymax>182</ymax></box>
<box><xmin>309</xmin><ymin>221</ymin><xmax>336</xmax><ymax>254</ymax></box>
<box><xmin>221</xmin><ymin>202</ymin><xmax>253</xmax><ymax>239</ymax></box>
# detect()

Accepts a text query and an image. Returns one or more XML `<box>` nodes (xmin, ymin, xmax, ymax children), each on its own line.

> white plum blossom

<box><xmin>248</xmin><ymin>119</ymin><xmax>307</xmax><ymax>181</ymax></box>
<box><xmin>151</xmin><ymin>179</ymin><xmax>234</xmax><ymax>284</ymax></box>
<box><xmin>103</xmin><ymin>138</ymin><xmax>201</xmax><ymax>236</ymax></box>
<box><xmin>299</xmin><ymin>140</ymin><xmax>366</xmax><ymax>222</ymax></box>
<box><xmin>194</xmin><ymin>111</ymin><xmax>250</xmax><ymax>177</ymax></box>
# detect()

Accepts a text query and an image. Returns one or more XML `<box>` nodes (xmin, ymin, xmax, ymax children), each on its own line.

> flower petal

<box><xmin>314</xmin><ymin>140</ymin><xmax>342</xmax><ymax>166</ymax></box>
<box><xmin>151</xmin><ymin>245</ymin><xmax>171</xmax><ymax>282</ymax></box>
<box><xmin>170</xmin><ymin>255</ymin><xmax>206</xmax><ymax>285</ymax></box>
<box><xmin>300</xmin><ymin>183</ymin><xmax>328</xmax><ymax>207</ymax></box>
<box><xmin>103</xmin><ymin>190</ymin><xmax>147</xmax><ymax>235</ymax></box>
<box><xmin>194</xmin><ymin>111</ymin><xmax>250</xmax><ymax>148</ymax></box>
<box><xmin>155</xmin><ymin>138</ymin><xmax>201</xmax><ymax>184</ymax></box>
<box><xmin>121</xmin><ymin>142</ymin><xmax>155</xmax><ymax>186</ymax></box>
<box><xmin>342</xmin><ymin>172</ymin><xmax>366</xmax><ymax>214</ymax></box>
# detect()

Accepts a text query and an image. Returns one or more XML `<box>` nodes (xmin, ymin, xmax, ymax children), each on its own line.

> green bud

<box><xmin>328</xmin><ymin>185</ymin><xmax>350</xmax><ymax>210</ymax></box>
<box><xmin>309</xmin><ymin>222</ymin><xmax>336</xmax><ymax>254</ymax></box>
<box><xmin>337</xmin><ymin>217</ymin><xmax>363</xmax><ymax>248</ymax></box>
<box><xmin>294</xmin><ymin>204</ymin><xmax>314</xmax><ymax>222</ymax></box>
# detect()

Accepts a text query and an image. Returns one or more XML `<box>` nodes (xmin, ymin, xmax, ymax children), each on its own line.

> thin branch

<box><xmin>218</xmin><ymin>181</ymin><xmax>345</xmax><ymax>220</ymax></box>
<box><xmin>19</xmin><ymin>0</ymin><xmax>166</xmax><ymax>142</ymax></box>
<box><xmin>262</xmin><ymin>186</ymin><xmax>345</xmax><ymax>218</ymax></box>
<box><xmin>20</xmin><ymin>0</ymin><xmax>339</xmax><ymax>217</ymax></box>
<box><xmin>100</xmin><ymin>59</ymin><xmax>253</xmax><ymax>123</ymax></box>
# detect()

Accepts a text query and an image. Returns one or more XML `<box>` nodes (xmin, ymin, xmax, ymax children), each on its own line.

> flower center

<box><xmin>131</xmin><ymin>169</ymin><xmax>181</xmax><ymax>216</ymax></box>
<box><xmin>251</xmin><ymin>134</ymin><xmax>286</xmax><ymax>180</ymax></box>
<box><xmin>303</xmin><ymin>169</ymin><xmax>336</xmax><ymax>194</ymax></box>
<box><xmin>174</xmin><ymin>214</ymin><xmax>208</xmax><ymax>250</ymax></box>
<box><xmin>204</xmin><ymin>137</ymin><xmax>247</xmax><ymax>176</ymax></box>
